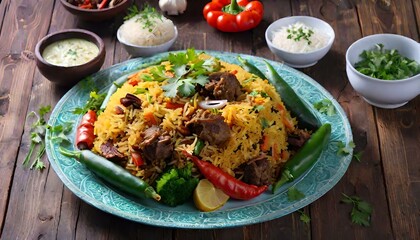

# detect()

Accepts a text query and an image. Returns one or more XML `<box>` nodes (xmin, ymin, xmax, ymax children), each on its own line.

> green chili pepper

<box><xmin>272</xmin><ymin>123</ymin><xmax>331</xmax><ymax>193</ymax></box>
<box><xmin>238</xmin><ymin>56</ymin><xmax>320</xmax><ymax>130</ymax></box>
<box><xmin>193</xmin><ymin>139</ymin><xmax>205</xmax><ymax>155</ymax></box>
<box><xmin>237</xmin><ymin>56</ymin><xmax>266</xmax><ymax>79</ymax></box>
<box><xmin>264</xmin><ymin>61</ymin><xmax>321</xmax><ymax>130</ymax></box>
<box><xmin>59</xmin><ymin>147</ymin><xmax>161</xmax><ymax>201</ymax></box>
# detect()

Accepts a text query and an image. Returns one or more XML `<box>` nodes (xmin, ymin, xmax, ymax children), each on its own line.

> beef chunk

<box><xmin>203</xmin><ymin>72</ymin><xmax>242</xmax><ymax>101</ymax></box>
<box><xmin>100</xmin><ymin>141</ymin><xmax>124</xmax><ymax>159</ymax></box>
<box><xmin>242</xmin><ymin>155</ymin><xmax>271</xmax><ymax>186</ymax></box>
<box><xmin>139</xmin><ymin>126</ymin><xmax>173</xmax><ymax>163</ymax></box>
<box><xmin>288</xmin><ymin>129</ymin><xmax>311</xmax><ymax>150</ymax></box>
<box><xmin>186</xmin><ymin>110</ymin><xmax>231</xmax><ymax>146</ymax></box>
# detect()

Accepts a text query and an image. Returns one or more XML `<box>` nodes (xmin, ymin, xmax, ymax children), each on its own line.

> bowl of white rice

<box><xmin>265</xmin><ymin>16</ymin><xmax>335</xmax><ymax>68</ymax></box>
<box><xmin>117</xmin><ymin>7</ymin><xmax>177</xmax><ymax>57</ymax></box>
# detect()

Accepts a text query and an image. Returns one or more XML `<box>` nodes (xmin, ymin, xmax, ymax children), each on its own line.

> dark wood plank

<box><xmin>357</xmin><ymin>0</ymin><xmax>420</xmax><ymax>239</ymax></box>
<box><xmin>288</xmin><ymin>0</ymin><xmax>393</xmax><ymax>239</ymax></box>
<box><xmin>0</xmin><ymin>0</ymin><xmax>57</xmax><ymax>236</ymax></box>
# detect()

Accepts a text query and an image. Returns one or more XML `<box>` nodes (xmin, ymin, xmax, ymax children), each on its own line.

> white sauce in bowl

<box><xmin>272</xmin><ymin>22</ymin><xmax>330</xmax><ymax>53</ymax></box>
<box><xmin>42</xmin><ymin>38</ymin><xmax>99</xmax><ymax>67</ymax></box>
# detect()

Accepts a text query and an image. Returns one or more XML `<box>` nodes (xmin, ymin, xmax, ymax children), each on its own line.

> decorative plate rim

<box><xmin>46</xmin><ymin>50</ymin><xmax>353</xmax><ymax>229</ymax></box>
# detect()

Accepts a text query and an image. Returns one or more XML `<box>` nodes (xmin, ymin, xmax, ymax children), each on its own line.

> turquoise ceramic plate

<box><xmin>46</xmin><ymin>51</ymin><xmax>353</xmax><ymax>229</ymax></box>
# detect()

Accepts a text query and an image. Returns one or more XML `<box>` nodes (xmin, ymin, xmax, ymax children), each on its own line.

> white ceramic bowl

<box><xmin>346</xmin><ymin>34</ymin><xmax>420</xmax><ymax>109</ymax></box>
<box><xmin>265</xmin><ymin>16</ymin><xmax>335</xmax><ymax>68</ymax></box>
<box><xmin>117</xmin><ymin>26</ymin><xmax>178</xmax><ymax>57</ymax></box>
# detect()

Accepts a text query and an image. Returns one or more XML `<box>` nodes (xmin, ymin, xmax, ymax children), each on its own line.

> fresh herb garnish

<box><xmin>125</xmin><ymin>4</ymin><xmax>163</xmax><ymax>32</ymax></box>
<box><xmin>141</xmin><ymin>65</ymin><xmax>169</xmax><ymax>82</ymax></box>
<box><xmin>124</xmin><ymin>5</ymin><xmax>140</xmax><ymax>20</ymax></box>
<box><xmin>287</xmin><ymin>187</ymin><xmax>305</xmax><ymax>201</ymax></box>
<box><xmin>341</xmin><ymin>193</ymin><xmax>373</xmax><ymax>227</ymax></box>
<box><xmin>134</xmin><ymin>88</ymin><xmax>148</xmax><ymax>94</ymax></box>
<box><xmin>161</xmin><ymin>49</ymin><xmax>221</xmax><ymax>98</ymax></box>
<box><xmin>337</xmin><ymin>141</ymin><xmax>355</xmax><ymax>156</ymax></box>
<box><xmin>73</xmin><ymin>91</ymin><xmax>106</xmax><ymax>115</ymax></box>
<box><xmin>355</xmin><ymin>43</ymin><xmax>420</xmax><ymax>80</ymax></box>
<box><xmin>252</xmin><ymin>105</ymin><xmax>265</xmax><ymax>112</ymax></box>
<box><xmin>113</xmin><ymin>81</ymin><xmax>124</xmax><ymax>88</ymax></box>
<box><xmin>313</xmin><ymin>99</ymin><xmax>336</xmax><ymax>116</ymax></box>
<box><xmin>242</xmin><ymin>75</ymin><xmax>258</xmax><ymax>84</ymax></box>
<box><xmin>23</xmin><ymin>105</ymin><xmax>51</xmax><ymax>170</ymax></box>
<box><xmin>298</xmin><ymin>210</ymin><xmax>311</xmax><ymax>224</ymax></box>
<box><xmin>260</xmin><ymin>118</ymin><xmax>270</xmax><ymax>129</ymax></box>
<box><xmin>66</xmin><ymin>49</ymin><xmax>77</xmax><ymax>57</ymax></box>
<box><xmin>287</xmin><ymin>24</ymin><xmax>314</xmax><ymax>45</ymax></box>
<box><xmin>352</xmin><ymin>151</ymin><xmax>363</xmax><ymax>162</ymax></box>
<box><xmin>47</xmin><ymin>121</ymin><xmax>73</xmax><ymax>145</ymax></box>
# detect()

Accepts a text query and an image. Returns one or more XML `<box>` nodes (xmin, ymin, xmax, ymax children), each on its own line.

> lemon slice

<box><xmin>193</xmin><ymin>179</ymin><xmax>230</xmax><ymax>212</ymax></box>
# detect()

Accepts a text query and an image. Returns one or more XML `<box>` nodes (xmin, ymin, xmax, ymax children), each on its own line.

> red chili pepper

<box><xmin>76</xmin><ymin>110</ymin><xmax>97</xmax><ymax>150</ymax></box>
<box><xmin>78</xmin><ymin>0</ymin><xmax>94</xmax><ymax>9</ymax></box>
<box><xmin>98</xmin><ymin>0</ymin><xmax>109</xmax><ymax>9</ymax></box>
<box><xmin>183</xmin><ymin>151</ymin><xmax>267</xmax><ymax>200</ymax></box>
<box><xmin>131</xmin><ymin>152</ymin><xmax>145</xmax><ymax>167</ymax></box>
<box><xmin>203</xmin><ymin>0</ymin><xmax>264</xmax><ymax>32</ymax></box>
<box><xmin>165</xmin><ymin>101</ymin><xmax>185</xmax><ymax>109</ymax></box>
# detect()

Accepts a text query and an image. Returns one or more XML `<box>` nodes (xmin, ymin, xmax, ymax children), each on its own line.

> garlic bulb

<box><xmin>159</xmin><ymin>0</ymin><xmax>187</xmax><ymax>15</ymax></box>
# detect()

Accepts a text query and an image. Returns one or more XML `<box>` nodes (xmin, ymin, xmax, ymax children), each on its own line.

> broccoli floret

<box><xmin>155</xmin><ymin>163</ymin><xmax>199</xmax><ymax>207</ymax></box>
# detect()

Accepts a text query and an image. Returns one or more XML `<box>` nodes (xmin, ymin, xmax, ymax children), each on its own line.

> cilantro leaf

<box><xmin>337</xmin><ymin>141</ymin><xmax>355</xmax><ymax>156</ymax></box>
<box><xmin>124</xmin><ymin>5</ymin><xmax>140</xmax><ymax>20</ymax></box>
<box><xmin>162</xmin><ymin>49</ymin><xmax>221</xmax><ymax>98</ymax></box>
<box><xmin>72</xmin><ymin>91</ymin><xmax>106</xmax><ymax>115</ymax></box>
<box><xmin>298</xmin><ymin>210</ymin><xmax>311</xmax><ymax>224</ymax></box>
<box><xmin>48</xmin><ymin>122</ymin><xmax>73</xmax><ymax>145</ymax></box>
<box><xmin>341</xmin><ymin>193</ymin><xmax>373</xmax><ymax>227</ymax></box>
<box><xmin>355</xmin><ymin>43</ymin><xmax>420</xmax><ymax>80</ymax></box>
<box><xmin>313</xmin><ymin>99</ymin><xmax>336</xmax><ymax>116</ymax></box>
<box><xmin>177</xmin><ymin>79</ymin><xmax>196</xmax><ymax>97</ymax></box>
<box><xmin>287</xmin><ymin>187</ymin><xmax>305</xmax><ymax>201</ymax></box>
<box><xmin>23</xmin><ymin>106</ymin><xmax>51</xmax><ymax>171</ymax></box>
<box><xmin>353</xmin><ymin>151</ymin><xmax>363</xmax><ymax>162</ymax></box>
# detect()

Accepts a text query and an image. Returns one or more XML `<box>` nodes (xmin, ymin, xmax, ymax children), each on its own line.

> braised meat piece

<box><xmin>139</xmin><ymin>126</ymin><xmax>173</xmax><ymax>163</ymax></box>
<box><xmin>186</xmin><ymin>110</ymin><xmax>231</xmax><ymax>146</ymax></box>
<box><xmin>100</xmin><ymin>141</ymin><xmax>124</xmax><ymax>159</ymax></box>
<box><xmin>202</xmin><ymin>72</ymin><xmax>243</xmax><ymax>101</ymax></box>
<box><xmin>242</xmin><ymin>155</ymin><xmax>271</xmax><ymax>186</ymax></box>
<box><xmin>288</xmin><ymin>129</ymin><xmax>311</xmax><ymax>150</ymax></box>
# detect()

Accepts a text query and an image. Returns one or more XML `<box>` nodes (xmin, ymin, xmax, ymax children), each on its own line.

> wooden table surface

<box><xmin>1</xmin><ymin>0</ymin><xmax>419</xmax><ymax>239</ymax></box>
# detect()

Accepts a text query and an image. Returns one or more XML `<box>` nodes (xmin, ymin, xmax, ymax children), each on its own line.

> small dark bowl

<box><xmin>60</xmin><ymin>0</ymin><xmax>131</xmax><ymax>21</ymax></box>
<box><xmin>35</xmin><ymin>29</ymin><xmax>106</xmax><ymax>87</ymax></box>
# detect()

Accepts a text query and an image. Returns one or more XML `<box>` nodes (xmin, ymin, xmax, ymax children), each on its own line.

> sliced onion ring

<box><xmin>198</xmin><ymin>100</ymin><xmax>228</xmax><ymax>109</ymax></box>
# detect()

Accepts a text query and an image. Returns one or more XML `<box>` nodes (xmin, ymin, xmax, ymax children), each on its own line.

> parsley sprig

<box><xmin>23</xmin><ymin>106</ymin><xmax>51</xmax><ymax>170</ymax></box>
<box><xmin>355</xmin><ymin>43</ymin><xmax>420</xmax><ymax>80</ymax></box>
<box><xmin>161</xmin><ymin>49</ymin><xmax>221</xmax><ymax>98</ymax></box>
<box><xmin>341</xmin><ymin>193</ymin><xmax>373</xmax><ymax>227</ymax></box>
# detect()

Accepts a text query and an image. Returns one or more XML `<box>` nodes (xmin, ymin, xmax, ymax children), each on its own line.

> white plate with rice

<box><xmin>46</xmin><ymin>51</ymin><xmax>353</xmax><ymax>228</ymax></box>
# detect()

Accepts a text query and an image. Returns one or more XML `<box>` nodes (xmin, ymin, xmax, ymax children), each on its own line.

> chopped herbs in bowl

<box><xmin>354</xmin><ymin>43</ymin><xmax>420</xmax><ymax>80</ymax></box>
<box><xmin>346</xmin><ymin>34</ymin><xmax>420</xmax><ymax>109</ymax></box>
